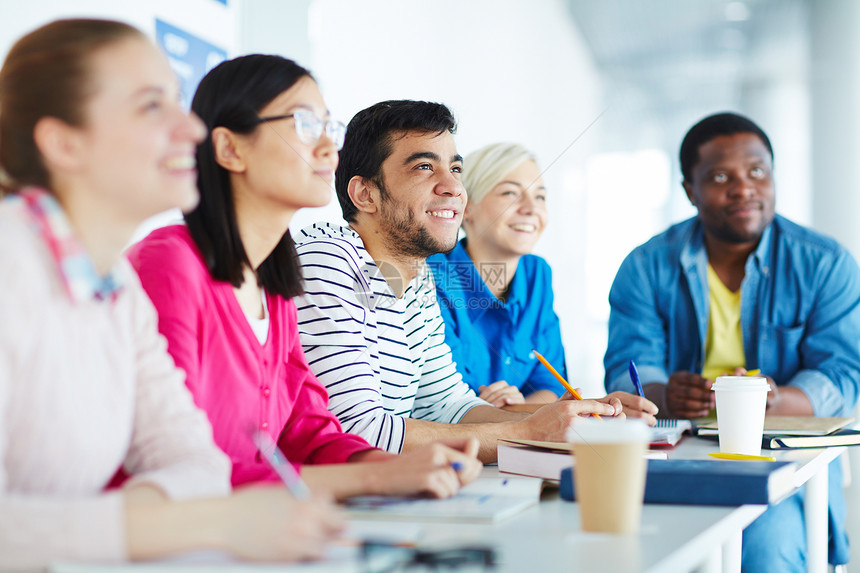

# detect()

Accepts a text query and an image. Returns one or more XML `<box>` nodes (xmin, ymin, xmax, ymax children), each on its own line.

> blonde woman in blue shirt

<box><xmin>430</xmin><ymin>143</ymin><xmax>657</xmax><ymax>420</ymax></box>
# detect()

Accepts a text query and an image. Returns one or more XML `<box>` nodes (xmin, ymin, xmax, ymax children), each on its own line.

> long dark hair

<box><xmin>187</xmin><ymin>54</ymin><xmax>312</xmax><ymax>298</ymax></box>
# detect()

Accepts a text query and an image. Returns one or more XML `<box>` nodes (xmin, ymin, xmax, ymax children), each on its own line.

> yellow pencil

<box><xmin>746</xmin><ymin>369</ymin><xmax>761</xmax><ymax>376</ymax></box>
<box><xmin>532</xmin><ymin>350</ymin><xmax>601</xmax><ymax>419</ymax></box>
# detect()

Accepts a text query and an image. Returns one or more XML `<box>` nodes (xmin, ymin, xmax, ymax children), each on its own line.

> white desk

<box><xmin>50</xmin><ymin>441</ymin><xmax>844</xmax><ymax>573</ymax></box>
<box><xmin>667</xmin><ymin>437</ymin><xmax>846</xmax><ymax>573</ymax></box>
<box><xmin>50</xmin><ymin>467</ymin><xmax>766</xmax><ymax>573</ymax></box>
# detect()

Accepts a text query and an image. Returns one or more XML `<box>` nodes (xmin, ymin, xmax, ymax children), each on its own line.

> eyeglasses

<box><xmin>361</xmin><ymin>541</ymin><xmax>497</xmax><ymax>572</ymax></box>
<box><xmin>253</xmin><ymin>108</ymin><xmax>346</xmax><ymax>150</ymax></box>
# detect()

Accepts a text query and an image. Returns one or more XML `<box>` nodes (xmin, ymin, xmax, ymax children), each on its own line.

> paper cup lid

<box><xmin>711</xmin><ymin>376</ymin><xmax>770</xmax><ymax>392</ymax></box>
<box><xmin>566</xmin><ymin>418</ymin><xmax>651</xmax><ymax>444</ymax></box>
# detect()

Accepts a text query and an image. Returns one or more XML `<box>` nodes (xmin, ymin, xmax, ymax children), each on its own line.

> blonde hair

<box><xmin>462</xmin><ymin>142</ymin><xmax>537</xmax><ymax>205</ymax></box>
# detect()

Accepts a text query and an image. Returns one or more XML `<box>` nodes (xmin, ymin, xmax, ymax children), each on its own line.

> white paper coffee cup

<box><xmin>712</xmin><ymin>376</ymin><xmax>771</xmax><ymax>456</ymax></box>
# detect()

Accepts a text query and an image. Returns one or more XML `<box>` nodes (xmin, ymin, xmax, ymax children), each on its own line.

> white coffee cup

<box><xmin>567</xmin><ymin>418</ymin><xmax>651</xmax><ymax>534</ymax></box>
<box><xmin>712</xmin><ymin>376</ymin><xmax>771</xmax><ymax>456</ymax></box>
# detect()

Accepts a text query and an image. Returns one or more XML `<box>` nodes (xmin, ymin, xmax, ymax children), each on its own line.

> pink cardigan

<box><xmin>128</xmin><ymin>226</ymin><xmax>375</xmax><ymax>486</ymax></box>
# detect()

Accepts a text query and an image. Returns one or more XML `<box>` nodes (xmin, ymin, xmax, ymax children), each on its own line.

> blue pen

<box><xmin>629</xmin><ymin>359</ymin><xmax>645</xmax><ymax>398</ymax></box>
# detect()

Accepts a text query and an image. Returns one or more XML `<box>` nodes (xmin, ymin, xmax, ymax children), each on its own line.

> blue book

<box><xmin>560</xmin><ymin>459</ymin><xmax>797</xmax><ymax>506</ymax></box>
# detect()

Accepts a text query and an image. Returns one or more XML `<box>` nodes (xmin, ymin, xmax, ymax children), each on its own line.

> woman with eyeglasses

<box><xmin>0</xmin><ymin>20</ymin><xmax>343</xmax><ymax>569</ymax></box>
<box><xmin>429</xmin><ymin>143</ymin><xmax>657</xmax><ymax>421</ymax></box>
<box><xmin>128</xmin><ymin>54</ymin><xmax>481</xmax><ymax>500</ymax></box>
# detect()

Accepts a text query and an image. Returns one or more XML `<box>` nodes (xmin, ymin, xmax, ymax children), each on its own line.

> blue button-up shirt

<box><xmin>604</xmin><ymin>214</ymin><xmax>860</xmax><ymax>418</ymax></box>
<box><xmin>428</xmin><ymin>240</ymin><xmax>566</xmax><ymax>396</ymax></box>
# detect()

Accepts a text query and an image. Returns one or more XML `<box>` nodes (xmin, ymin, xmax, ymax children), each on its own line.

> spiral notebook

<box><xmin>650</xmin><ymin>419</ymin><xmax>694</xmax><ymax>447</ymax></box>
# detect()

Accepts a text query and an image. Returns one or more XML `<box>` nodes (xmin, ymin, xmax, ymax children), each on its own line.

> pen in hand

<box><xmin>628</xmin><ymin>360</ymin><xmax>645</xmax><ymax>399</ymax></box>
<box><xmin>253</xmin><ymin>430</ymin><xmax>312</xmax><ymax>499</ymax></box>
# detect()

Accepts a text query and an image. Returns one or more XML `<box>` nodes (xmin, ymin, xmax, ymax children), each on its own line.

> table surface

<box><xmin>51</xmin><ymin>436</ymin><xmax>844</xmax><ymax>573</ymax></box>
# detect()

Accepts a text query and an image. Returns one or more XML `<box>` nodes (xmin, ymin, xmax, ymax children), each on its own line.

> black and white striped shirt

<box><xmin>294</xmin><ymin>223</ymin><xmax>486</xmax><ymax>453</ymax></box>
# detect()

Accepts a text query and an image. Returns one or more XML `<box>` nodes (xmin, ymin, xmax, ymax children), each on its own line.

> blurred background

<box><xmin>1</xmin><ymin>0</ymin><xmax>857</xmax><ymax>402</ymax></box>
<box><xmin>4</xmin><ymin>0</ymin><xmax>860</xmax><ymax>559</ymax></box>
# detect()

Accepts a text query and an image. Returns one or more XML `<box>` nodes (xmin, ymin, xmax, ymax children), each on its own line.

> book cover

<box><xmin>559</xmin><ymin>459</ymin><xmax>797</xmax><ymax>506</ymax></box>
<box><xmin>497</xmin><ymin>440</ymin><xmax>667</xmax><ymax>481</ymax></box>
<box><xmin>763</xmin><ymin>428</ymin><xmax>860</xmax><ymax>449</ymax></box>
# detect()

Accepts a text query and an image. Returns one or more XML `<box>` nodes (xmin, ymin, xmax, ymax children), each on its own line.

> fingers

<box><xmin>570</xmin><ymin>398</ymin><xmax>618</xmax><ymax>417</ymax></box>
<box><xmin>292</xmin><ymin>499</ymin><xmax>346</xmax><ymax>558</ymax></box>
<box><xmin>228</xmin><ymin>487</ymin><xmax>344</xmax><ymax>562</ymax></box>
<box><xmin>479</xmin><ymin>381</ymin><xmax>525</xmax><ymax>407</ymax></box>
<box><xmin>424</xmin><ymin>445</ymin><xmax>466</xmax><ymax>498</ymax></box>
<box><xmin>462</xmin><ymin>436</ymin><xmax>480</xmax><ymax>459</ymax></box>
<box><xmin>625</xmin><ymin>410</ymin><xmax>657</xmax><ymax>426</ymax></box>
<box><xmin>434</xmin><ymin>435</ymin><xmax>480</xmax><ymax>457</ymax></box>
<box><xmin>627</xmin><ymin>394</ymin><xmax>659</xmax><ymax>415</ymax></box>
<box><xmin>666</xmin><ymin>372</ymin><xmax>714</xmax><ymax>415</ymax></box>
<box><xmin>306</xmin><ymin>497</ymin><xmax>347</xmax><ymax>536</ymax></box>
<box><xmin>606</xmin><ymin>391</ymin><xmax>659</xmax><ymax>423</ymax></box>
<box><xmin>436</xmin><ymin>441</ymin><xmax>482</xmax><ymax>488</ymax></box>
<box><xmin>401</xmin><ymin>441</ymin><xmax>482</xmax><ymax>497</ymax></box>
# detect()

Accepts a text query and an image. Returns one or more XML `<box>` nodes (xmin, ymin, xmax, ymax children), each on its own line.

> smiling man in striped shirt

<box><xmin>293</xmin><ymin>100</ymin><xmax>627</xmax><ymax>462</ymax></box>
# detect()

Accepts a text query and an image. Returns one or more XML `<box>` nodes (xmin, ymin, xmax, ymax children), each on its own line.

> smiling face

<box><xmin>72</xmin><ymin>37</ymin><xmax>206</xmax><ymax>222</ymax></box>
<box><xmin>684</xmin><ymin>132</ymin><xmax>775</xmax><ymax>246</ymax></box>
<box><xmin>234</xmin><ymin>76</ymin><xmax>338</xmax><ymax>214</ymax></box>
<box><xmin>373</xmin><ymin>130</ymin><xmax>466</xmax><ymax>258</ymax></box>
<box><xmin>463</xmin><ymin>160</ymin><xmax>547</xmax><ymax>259</ymax></box>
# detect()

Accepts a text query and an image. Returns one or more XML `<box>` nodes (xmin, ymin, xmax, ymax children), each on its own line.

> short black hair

<box><xmin>679</xmin><ymin>112</ymin><xmax>774</xmax><ymax>182</ymax></box>
<box><xmin>187</xmin><ymin>54</ymin><xmax>311</xmax><ymax>299</ymax></box>
<box><xmin>335</xmin><ymin>100</ymin><xmax>457</xmax><ymax>222</ymax></box>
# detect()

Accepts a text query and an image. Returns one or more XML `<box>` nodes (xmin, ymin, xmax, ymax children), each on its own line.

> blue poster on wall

<box><xmin>155</xmin><ymin>19</ymin><xmax>227</xmax><ymax>109</ymax></box>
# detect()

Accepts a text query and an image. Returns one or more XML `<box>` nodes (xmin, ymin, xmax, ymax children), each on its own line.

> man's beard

<box><xmin>378</xmin><ymin>182</ymin><xmax>458</xmax><ymax>259</ymax></box>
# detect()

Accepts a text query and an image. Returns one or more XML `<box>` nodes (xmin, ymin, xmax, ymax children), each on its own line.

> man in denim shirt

<box><xmin>605</xmin><ymin>112</ymin><xmax>860</xmax><ymax>572</ymax></box>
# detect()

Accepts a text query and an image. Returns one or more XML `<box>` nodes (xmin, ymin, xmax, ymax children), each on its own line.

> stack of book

<box><xmin>696</xmin><ymin>416</ymin><xmax>859</xmax><ymax>449</ymax></box>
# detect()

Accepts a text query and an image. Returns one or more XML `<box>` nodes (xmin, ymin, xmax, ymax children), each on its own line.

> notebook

<box><xmin>497</xmin><ymin>439</ymin><xmax>668</xmax><ymax>481</ymax></box>
<box><xmin>342</xmin><ymin>476</ymin><xmax>541</xmax><ymax>523</ymax></box>
<box><xmin>762</xmin><ymin>428</ymin><xmax>860</xmax><ymax>449</ymax></box>
<box><xmin>650</xmin><ymin>419</ymin><xmax>694</xmax><ymax>447</ymax></box>
<box><xmin>696</xmin><ymin>416</ymin><xmax>854</xmax><ymax>437</ymax></box>
<box><xmin>560</xmin><ymin>458</ymin><xmax>798</xmax><ymax>506</ymax></box>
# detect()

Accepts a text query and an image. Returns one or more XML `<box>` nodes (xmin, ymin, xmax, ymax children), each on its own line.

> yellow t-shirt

<box><xmin>701</xmin><ymin>264</ymin><xmax>745</xmax><ymax>380</ymax></box>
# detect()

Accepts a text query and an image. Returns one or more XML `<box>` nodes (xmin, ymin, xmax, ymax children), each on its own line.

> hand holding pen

<box><xmin>209</xmin><ymin>430</ymin><xmax>344</xmax><ymax>562</ymax></box>
<box><xmin>611</xmin><ymin>360</ymin><xmax>658</xmax><ymax>425</ymax></box>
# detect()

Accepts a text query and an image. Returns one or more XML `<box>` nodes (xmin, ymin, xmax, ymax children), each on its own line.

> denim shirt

<box><xmin>604</xmin><ymin>215</ymin><xmax>860</xmax><ymax>418</ymax></box>
<box><xmin>428</xmin><ymin>240</ymin><xmax>566</xmax><ymax>396</ymax></box>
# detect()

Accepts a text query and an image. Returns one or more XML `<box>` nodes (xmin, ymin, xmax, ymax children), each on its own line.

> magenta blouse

<box><xmin>128</xmin><ymin>225</ymin><xmax>375</xmax><ymax>486</ymax></box>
